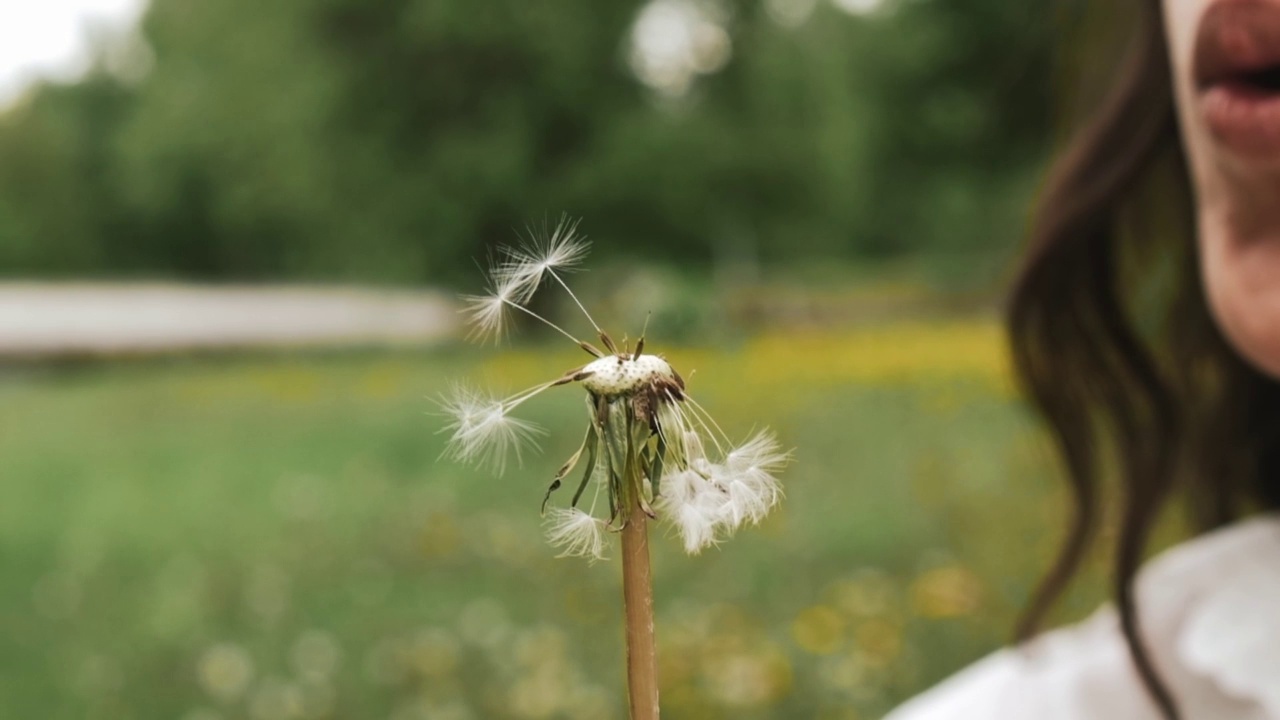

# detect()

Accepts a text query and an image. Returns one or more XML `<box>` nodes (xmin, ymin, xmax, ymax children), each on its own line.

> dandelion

<box><xmin>438</xmin><ymin>216</ymin><xmax>791</xmax><ymax>720</ymax></box>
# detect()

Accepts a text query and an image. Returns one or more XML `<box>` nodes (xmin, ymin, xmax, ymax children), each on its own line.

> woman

<box><xmin>888</xmin><ymin>1</ymin><xmax>1280</xmax><ymax>718</ymax></box>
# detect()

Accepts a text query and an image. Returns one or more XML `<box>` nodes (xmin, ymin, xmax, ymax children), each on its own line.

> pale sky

<box><xmin>0</xmin><ymin>0</ymin><xmax>148</xmax><ymax>108</ymax></box>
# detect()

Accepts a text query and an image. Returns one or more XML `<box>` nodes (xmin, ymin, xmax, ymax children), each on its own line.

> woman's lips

<box><xmin>1195</xmin><ymin>1</ymin><xmax>1280</xmax><ymax>158</ymax></box>
<box><xmin>1201</xmin><ymin>82</ymin><xmax>1280</xmax><ymax>156</ymax></box>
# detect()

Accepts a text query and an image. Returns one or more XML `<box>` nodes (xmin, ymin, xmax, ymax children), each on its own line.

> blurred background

<box><xmin>0</xmin><ymin>0</ymin><xmax>1113</xmax><ymax>718</ymax></box>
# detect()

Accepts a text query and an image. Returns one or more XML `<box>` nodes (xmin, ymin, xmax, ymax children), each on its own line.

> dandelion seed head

<box><xmin>581</xmin><ymin>354</ymin><xmax>677</xmax><ymax>397</ymax></box>
<box><xmin>439</xmin><ymin>384</ymin><xmax>543</xmax><ymax>475</ymax></box>
<box><xmin>441</xmin><ymin>215</ymin><xmax>791</xmax><ymax>563</ymax></box>
<box><xmin>544</xmin><ymin>508</ymin><xmax>607</xmax><ymax>561</ymax></box>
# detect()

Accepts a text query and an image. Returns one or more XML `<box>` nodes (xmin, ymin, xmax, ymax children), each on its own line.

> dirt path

<box><xmin>0</xmin><ymin>282</ymin><xmax>459</xmax><ymax>358</ymax></box>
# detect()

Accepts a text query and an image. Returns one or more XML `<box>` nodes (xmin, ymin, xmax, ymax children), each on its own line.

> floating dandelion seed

<box><xmin>438</xmin><ymin>215</ymin><xmax>792</xmax><ymax>720</ymax></box>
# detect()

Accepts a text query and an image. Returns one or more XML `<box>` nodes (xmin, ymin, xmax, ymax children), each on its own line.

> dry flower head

<box><xmin>440</xmin><ymin>215</ymin><xmax>790</xmax><ymax>560</ymax></box>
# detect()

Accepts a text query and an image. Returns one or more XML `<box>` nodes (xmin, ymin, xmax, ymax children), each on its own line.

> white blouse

<box><xmin>885</xmin><ymin>516</ymin><xmax>1280</xmax><ymax>720</ymax></box>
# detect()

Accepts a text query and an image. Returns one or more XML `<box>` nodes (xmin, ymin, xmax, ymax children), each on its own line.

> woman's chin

<box><xmin>1207</xmin><ymin>253</ymin><xmax>1280</xmax><ymax>379</ymax></box>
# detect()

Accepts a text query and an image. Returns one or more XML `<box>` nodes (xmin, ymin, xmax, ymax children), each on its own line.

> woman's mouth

<box><xmin>1195</xmin><ymin>1</ymin><xmax>1280</xmax><ymax>158</ymax></box>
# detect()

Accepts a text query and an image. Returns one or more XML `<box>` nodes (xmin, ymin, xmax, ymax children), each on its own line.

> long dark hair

<box><xmin>1008</xmin><ymin>1</ymin><xmax>1280</xmax><ymax>718</ymax></box>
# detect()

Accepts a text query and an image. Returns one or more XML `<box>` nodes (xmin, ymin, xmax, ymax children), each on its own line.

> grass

<box><xmin>0</xmin><ymin>320</ymin><xmax>1105</xmax><ymax>720</ymax></box>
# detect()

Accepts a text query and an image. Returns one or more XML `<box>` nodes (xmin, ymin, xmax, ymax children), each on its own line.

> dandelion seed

<box><xmin>489</xmin><ymin>215</ymin><xmax>589</xmax><ymax>307</ymax></box>
<box><xmin>726</xmin><ymin>431</ymin><xmax>789</xmax><ymax>474</ymax></box>
<box><xmin>661</xmin><ymin>467</ymin><xmax>707</xmax><ymax>504</ymax></box>
<box><xmin>718</xmin><ymin>475</ymin><xmax>774</xmax><ymax>527</ymax></box>
<box><xmin>460</xmin><ymin>270</ymin><xmax>524</xmax><ymax>342</ymax></box>
<box><xmin>438</xmin><ymin>384</ymin><xmax>543</xmax><ymax>475</ymax></box>
<box><xmin>657</xmin><ymin>480</ymin><xmax>722</xmax><ymax>555</ymax></box>
<box><xmin>717</xmin><ymin>431</ymin><xmax>789</xmax><ymax>526</ymax></box>
<box><xmin>503</xmin><ymin>215</ymin><xmax>591</xmax><ymax>287</ymax></box>
<box><xmin>498</xmin><ymin>215</ymin><xmax>604</xmax><ymax>336</ymax></box>
<box><xmin>544</xmin><ymin>507</ymin><xmax>607</xmax><ymax>561</ymax></box>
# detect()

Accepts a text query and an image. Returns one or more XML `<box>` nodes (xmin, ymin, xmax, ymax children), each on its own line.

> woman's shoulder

<box><xmin>884</xmin><ymin>515</ymin><xmax>1280</xmax><ymax>720</ymax></box>
<box><xmin>883</xmin><ymin>606</ymin><xmax>1157</xmax><ymax>719</ymax></box>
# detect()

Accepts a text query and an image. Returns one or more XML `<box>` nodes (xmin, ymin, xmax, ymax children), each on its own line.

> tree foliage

<box><xmin>0</xmin><ymin>0</ymin><xmax>1052</xmax><ymax>283</ymax></box>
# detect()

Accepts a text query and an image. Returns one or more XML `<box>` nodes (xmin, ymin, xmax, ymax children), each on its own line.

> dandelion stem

<box><xmin>621</xmin><ymin>488</ymin><xmax>660</xmax><ymax>720</ymax></box>
<box><xmin>548</xmin><ymin>269</ymin><xmax>604</xmax><ymax>336</ymax></box>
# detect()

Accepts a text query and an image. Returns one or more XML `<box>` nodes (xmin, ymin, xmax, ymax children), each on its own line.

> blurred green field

<box><xmin>0</xmin><ymin>321</ymin><xmax>1101</xmax><ymax>720</ymax></box>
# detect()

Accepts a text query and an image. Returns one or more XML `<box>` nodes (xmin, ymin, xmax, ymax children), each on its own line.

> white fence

<box><xmin>0</xmin><ymin>283</ymin><xmax>458</xmax><ymax>357</ymax></box>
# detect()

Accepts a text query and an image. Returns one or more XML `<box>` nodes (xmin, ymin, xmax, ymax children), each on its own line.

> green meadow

<box><xmin>0</xmin><ymin>322</ymin><xmax>1102</xmax><ymax>720</ymax></box>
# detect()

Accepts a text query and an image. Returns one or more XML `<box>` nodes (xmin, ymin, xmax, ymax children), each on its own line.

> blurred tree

<box><xmin>0</xmin><ymin>75</ymin><xmax>134</xmax><ymax>275</ymax></box>
<box><xmin>0</xmin><ymin>0</ymin><xmax>1052</xmax><ymax>284</ymax></box>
